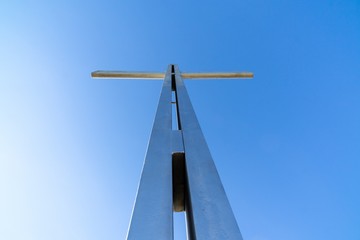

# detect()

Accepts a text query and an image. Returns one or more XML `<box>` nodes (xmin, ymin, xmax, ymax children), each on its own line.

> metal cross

<box><xmin>91</xmin><ymin>64</ymin><xmax>253</xmax><ymax>240</ymax></box>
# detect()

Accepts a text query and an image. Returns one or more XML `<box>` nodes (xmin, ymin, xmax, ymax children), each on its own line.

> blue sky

<box><xmin>1</xmin><ymin>1</ymin><xmax>360</xmax><ymax>239</ymax></box>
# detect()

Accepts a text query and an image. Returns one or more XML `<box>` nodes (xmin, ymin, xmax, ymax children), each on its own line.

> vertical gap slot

<box><xmin>171</xmin><ymin>65</ymin><xmax>176</xmax><ymax>90</ymax></box>
<box><xmin>172</xmin><ymin>91</ymin><xmax>178</xmax><ymax>130</ymax></box>
<box><xmin>173</xmin><ymin>153</ymin><xmax>194</xmax><ymax>239</ymax></box>
<box><xmin>172</xmin><ymin>153</ymin><xmax>185</xmax><ymax>212</ymax></box>
<box><xmin>171</xmin><ymin>65</ymin><xmax>179</xmax><ymax>130</ymax></box>
<box><xmin>171</xmin><ymin>65</ymin><xmax>182</xmax><ymax>130</ymax></box>
<box><xmin>172</xmin><ymin>152</ymin><xmax>187</xmax><ymax>239</ymax></box>
<box><xmin>174</xmin><ymin>88</ymin><xmax>182</xmax><ymax>130</ymax></box>
<box><xmin>174</xmin><ymin>212</ymin><xmax>187</xmax><ymax>240</ymax></box>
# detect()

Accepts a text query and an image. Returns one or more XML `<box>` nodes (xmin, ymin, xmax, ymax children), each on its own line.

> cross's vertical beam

<box><xmin>174</xmin><ymin>65</ymin><xmax>243</xmax><ymax>240</ymax></box>
<box><xmin>126</xmin><ymin>66</ymin><xmax>173</xmax><ymax>240</ymax></box>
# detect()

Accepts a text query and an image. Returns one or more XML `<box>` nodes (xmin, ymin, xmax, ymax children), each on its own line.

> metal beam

<box><xmin>92</xmin><ymin>71</ymin><xmax>164</xmax><ymax>79</ymax></box>
<box><xmin>126</xmin><ymin>65</ymin><xmax>173</xmax><ymax>240</ymax></box>
<box><xmin>174</xmin><ymin>65</ymin><xmax>243</xmax><ymax>240</ymax></box>
<box><xmin>181</xmin><ymin>72</ymin><xmax>253</xmax><ymax>79</ymax></box>
<box><xmin>91</xmin><ymin>71</ymin><xmax>253</xmax><ymax>79</ymax></box>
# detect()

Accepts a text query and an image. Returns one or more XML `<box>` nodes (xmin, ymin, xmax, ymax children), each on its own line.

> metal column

<box><xmin>174</xmin><ymin>65</ymin><xmax>243</xmax><ymax>240</ymax></box>
<box><xmin>92</xmin><ymin>64</ymin><xmax>252</xmax><ymax>240</ymax></box>
<box><xmin>126</xmin><ymin>65</ymin><xmax>173</xmax><ymax>240</ymax></box>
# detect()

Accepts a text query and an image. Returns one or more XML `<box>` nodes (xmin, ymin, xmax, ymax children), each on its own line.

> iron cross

<box><xmin>91</xmin><ymin>64</ymin><xmax>253</xmax><ymax>240</ymax></box>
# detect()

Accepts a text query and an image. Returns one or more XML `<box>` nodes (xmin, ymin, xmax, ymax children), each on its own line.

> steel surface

<box><xmin>126</xmin><ymin>66</ymin><xmax>173</xmax><ymax>240</ymax></box>
<box><xmin>174</xmin><ymin>65</ymin><xmax>243</xmax><ymax>240</ymax></box>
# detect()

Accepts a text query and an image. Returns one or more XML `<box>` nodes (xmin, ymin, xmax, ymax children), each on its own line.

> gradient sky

<box><xmin>1</xmin><ymin>1</ymin><xmax>360</xmax><ymax>240</ymax></box>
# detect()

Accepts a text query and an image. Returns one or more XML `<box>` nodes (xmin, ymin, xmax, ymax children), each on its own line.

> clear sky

<box><xmin>1</xmin><ymin>1</ymin><xmax>360</xmax><ymax>240</ymax></box>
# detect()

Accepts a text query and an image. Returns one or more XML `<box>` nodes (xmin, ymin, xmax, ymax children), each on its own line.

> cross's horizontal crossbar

<box><xmin>182</xmin><ymin>72</ymin><xmax>253</xmax><ymax>79</ymax></box>
<box><xmin>91</xmin><ymin>71</ymin><xmax>164</xmax><ymax>79</ymax></box>
<box><xmin>91</xmin><ymin>71</ymin><xmax>253</xmax><ymax>79</ymax></box>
